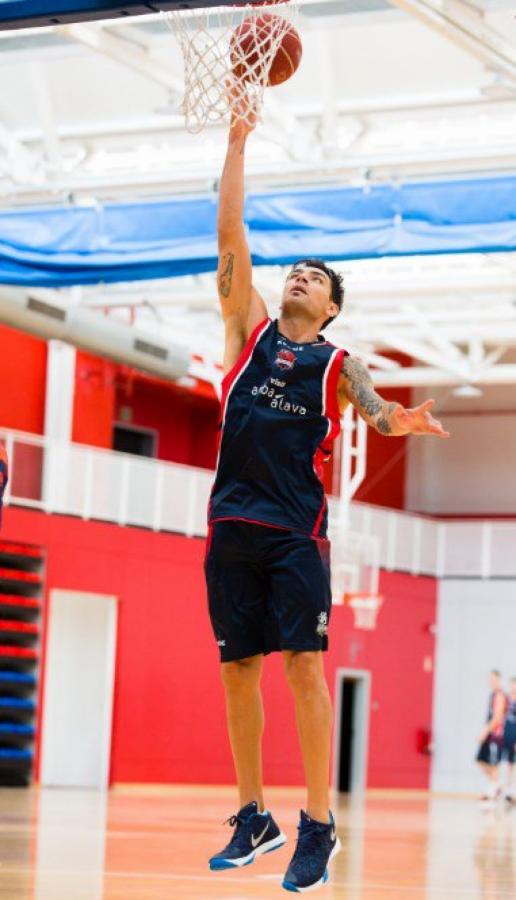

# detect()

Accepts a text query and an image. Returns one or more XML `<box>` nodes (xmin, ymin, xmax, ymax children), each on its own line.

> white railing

<box><xmin>2</xmin><ymin>428</ymin><xmax>516</xmax><ymax>580</ymax></box>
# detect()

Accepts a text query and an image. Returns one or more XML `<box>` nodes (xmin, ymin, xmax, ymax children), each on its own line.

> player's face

<box><xmin>282</xmin><ymin>265</ymin><xmax>338</xmax><ymax>325</ymax></box>
<box><xmin>511</xmin><ymin>681</ymin><xmax>516</xmax><ymax>699</ymax></box>
<box><xmin>489</xmin><ymin>672</ymin><xmax>500</xmax><ymax>691</ymax></box>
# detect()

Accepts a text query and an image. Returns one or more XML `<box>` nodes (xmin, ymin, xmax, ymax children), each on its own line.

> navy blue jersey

<box><xmin>504</xmin><ymin>699</ymin><xmax>516</xmax><ymax>741</ymax></box>
<box><xmin>486</xmin><ymin>690</ymin><xmax>507</xmax><ymax>741</ymax></box>
<box><xmin>209</xmin><ymin>318</ymin><xmax>346</xmax><ymax>538</ymax></box>
<box><xmin>0</xmin><ymin>445</ymin><xmax>7</xmax><ymax>528</ymax></box>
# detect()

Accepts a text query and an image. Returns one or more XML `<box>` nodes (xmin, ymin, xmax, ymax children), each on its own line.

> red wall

<box><xmin>0</xmin><ymin>325</ymin><xmax>47</xmax><ymax>434</ymax></box>
<box><xmin>353</xmin><ymin>366</ymin><xmax>412</xmax><ymax>509</ymax></box>
<box><xmin>2</xmin><ymin>506</ymin><xmax>435</xmax><ymax>789</ymax></box>
<box><xmin>71</xmin><ymin>354</ymin><xmax>219</xmax><ymax>469</ymax></box>
<box><xmin>114</xmin><ymin>374</ymin><xmax>218</xmax><ymax>469</ymax></box>
<box><xmin>73</xmin><ymin>352</ymin><xmax>117</xmax><ymax>448</ymax></box>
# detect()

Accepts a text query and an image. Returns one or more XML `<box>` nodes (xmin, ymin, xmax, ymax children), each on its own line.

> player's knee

<box><xmin>221</xmin><ymin>656</ymin><xmax>262</xmax><ymax>692</ymax></box>
<box><xmin>284</xmin><ymin>651</ymin><xmax>324</xmax><ymax>694</ymax></box>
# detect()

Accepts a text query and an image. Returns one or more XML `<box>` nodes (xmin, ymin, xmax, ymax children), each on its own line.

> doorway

<box><xmin>333</xmin><ymin>669</ymin><xmax>371</xmax><ymax>793</ymax></box>
<box><xmin>40</xmin><ymin>590</ymin><xmax>118</xmax><ymax>789</ymax></box>
<box><xmin>113</xmin><ymin>424</ymin><xmax>156</xmax><ymax>458</ymax></box>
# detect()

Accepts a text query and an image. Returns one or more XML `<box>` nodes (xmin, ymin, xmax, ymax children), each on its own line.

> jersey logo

<box><xmin>275</xmin><ymin>349</ymin><xmax>297</xmax><ymax>371</ymax></box>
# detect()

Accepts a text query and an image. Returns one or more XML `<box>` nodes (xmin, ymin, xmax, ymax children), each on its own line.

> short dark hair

<box><xmin>290</xmin><ymin>258</ymin><xmax>345</xmax><ymax>330</ymax></box>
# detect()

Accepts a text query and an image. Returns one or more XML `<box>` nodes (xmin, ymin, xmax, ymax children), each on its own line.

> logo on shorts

<box><xmin>275</xmin><ymin>349</ymin><xmax>297</xmax><ymax>371</ymax></box>
<box><xmin>316</xmin><ymin>612</ymin><xmax>328</xmax><ymax>637</ymax></box>
<box><xmin>217</xmin><ymin>639</ymin><xmax>226</xmax><ymax>647</ymax></box>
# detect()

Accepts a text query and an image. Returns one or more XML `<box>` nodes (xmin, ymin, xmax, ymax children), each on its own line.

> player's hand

<box><xmin>393</xmin><ymin>399</ymin><xmax>450</xmax><ymax>438</ymax></box>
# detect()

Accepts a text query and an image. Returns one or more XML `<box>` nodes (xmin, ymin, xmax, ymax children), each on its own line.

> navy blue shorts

<box><xmin>205</xmin><ymin>520</ymin><xmax>332</xmax><ymax>663</ymax></box>
<box><xmin>477</xmin><ymin>738</ymin><xmax>503</xmax><ymax>766</ymax></box>
<box><xmin>502</xmin><ymin>731</ymin><xmax>516</xmax><ymax>764</ymax></box>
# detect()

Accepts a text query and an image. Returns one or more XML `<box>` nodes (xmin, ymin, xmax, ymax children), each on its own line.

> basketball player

<box><xmin>206</xmin><ymin>105</ymin><xmax>449</xmax><ymax>893</ymax></box>
<box><xmin>502</xmin><ymin>678</ymin><xmax>516</xmax><ymax>803</ymax></box>
<box><xmin>0</xmin><ymin>441</ymin><xmax>8</xmax><ymax>528</ymax></box>
<box><xmin>476</xmin><ymin>670</ymin><xmax>507</xmax><ymax>804</ymax></box>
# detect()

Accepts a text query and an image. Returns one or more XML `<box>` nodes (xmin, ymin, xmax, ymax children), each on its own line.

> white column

<box><xmin>44</xmin><ymin>339</ymin><xmax>76</xmax><ymax>442</ymax></box>
<box><xmin>43</xmin><ymin>341</ymin><xmax>76</xmax><ymax>511</ymax></box>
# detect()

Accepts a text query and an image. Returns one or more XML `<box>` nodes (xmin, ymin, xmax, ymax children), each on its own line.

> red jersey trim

<box><xmin>220</xmin><ymin>318</ymin><xmax>271</xmax><ymax>421</ymax></box>
<box><xmin>311</xmin><ymin>347</ymin><xmax>346</xmax><ymax>537</ymax></box>
<box><xmin>209</xmin><ymin>318</ymin><xmax>271</xmax><ymax>521</ymax></box>
<box><xmin>215</xmin><ymin>318</ymin><xmax>271</xmax><ymax>461</ymax></box>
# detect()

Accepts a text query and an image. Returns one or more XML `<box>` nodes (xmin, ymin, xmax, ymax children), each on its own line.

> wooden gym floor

<box><xmin>0</xmin><ymin>784</ymin><xmax>515</xmax><ymax>899</ymax></box>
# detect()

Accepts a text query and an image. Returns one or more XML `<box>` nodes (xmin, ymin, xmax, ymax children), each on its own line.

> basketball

<box><xmin>230</xmin><ymin>13</ymin><xmax>302</xmax><ymax>88</ymax></box>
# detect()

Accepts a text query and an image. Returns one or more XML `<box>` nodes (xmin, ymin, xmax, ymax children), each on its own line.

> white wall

<box><xmin>431</xmin><ymin>579</ymin><xmax>516</xmax><ymax>794</ymax></box>
<box><xmin>407</xmin><ymin>384</ymin><xmax>516</xmax><ymax>515</ymax></box>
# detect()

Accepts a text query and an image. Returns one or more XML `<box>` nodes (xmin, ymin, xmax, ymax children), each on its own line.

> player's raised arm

<box><xmin>338</xmin><ymin>356</ymin><xmax>449</xmax><ymax>438</ymax></box>
<box><xmin>217</xmin><ymin>95</ymin><xmax>266</xmax><ymax>375</ymax></box>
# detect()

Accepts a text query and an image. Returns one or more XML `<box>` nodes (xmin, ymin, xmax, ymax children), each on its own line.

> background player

<box><xmin>502</xmin><ymin>678</ymin><xmax>516</xmax><ymax>803</ymax></box>
<box><xmin>477</xmin><ymin>670</ymin><xmax>507</xmax><ymax>804</ymax></box>
<box><xmin>0</xmin><ymin>440</ymin><xmax>8</xmax><ymax>529</ymax></box>
<box><xmin>206</xmin><ymin>99</ymin><xmax>449</xmax><ymax>893</ymax></box>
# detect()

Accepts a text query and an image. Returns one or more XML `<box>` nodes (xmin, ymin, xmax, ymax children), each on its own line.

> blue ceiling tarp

<box><xmin>0</xmin><ymin>175</ymin><xmax>515</xmax><ymax>286</ymax></box>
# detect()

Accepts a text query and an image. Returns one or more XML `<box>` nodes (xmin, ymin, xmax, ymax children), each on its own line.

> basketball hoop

<box><xmin>343</xmin><ymin>593</ymin><xmax>383</xmax><ymax>631</ymax></box>
<box><xmin>165</xmin><ymin>1</ymin><xmax>299</xmax><ymax>134</ymax></box>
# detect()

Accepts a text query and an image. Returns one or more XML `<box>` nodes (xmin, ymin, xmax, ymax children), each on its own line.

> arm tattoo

<box><xmin>376</xmin><ymin>416</ymin><xmax>393</xmax><ymax>435</ymax></box>
<box><xmin>341</xmin><ymin>357</ymin><xmax>398</xmax><ymax>435</ymax></box>
<box><xmin>218</xmin><ymin>252</ymin><xmax>234</xmax><ymax>298</ymax></box>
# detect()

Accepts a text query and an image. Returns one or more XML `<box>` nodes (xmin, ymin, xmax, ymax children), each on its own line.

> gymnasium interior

<box><xmin>0</xmin><ymin>0</ymin><xmax>515</xmax><ymax>897</ymax></box>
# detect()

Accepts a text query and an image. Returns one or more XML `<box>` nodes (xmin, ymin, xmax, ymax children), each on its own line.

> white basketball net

<box><xmin>345</xmin><ymin>594</ymin><xmax>383</xmax><ymax>631</ymax></box>
<box><xmin>165</xmin><ymin>2</ymin><xmax>298</xmax><ymax>134</ymax></box>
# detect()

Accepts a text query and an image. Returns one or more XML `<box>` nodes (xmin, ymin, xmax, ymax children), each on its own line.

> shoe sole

<box><xmin>281</xmin><ymin>838</ymin><xmax>342</xmax><ymax>893</ymax></box>
<box><xmin>209</xmin><ymin>832</ymin><xmax>287</xmax><ymax>870</ymax></box>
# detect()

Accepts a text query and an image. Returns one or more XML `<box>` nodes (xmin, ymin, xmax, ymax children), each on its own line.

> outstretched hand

<box><xmin>394</xmin><ymin>399</ymin><xmax>450</xmax><ymax>438</ymax></box>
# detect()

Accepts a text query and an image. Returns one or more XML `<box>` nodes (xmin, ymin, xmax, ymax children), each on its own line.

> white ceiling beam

<box><xmin>28</xmin><ymin>62</ymin><xmax>61</xmax><ymax>175</ymax></box>
<box><xmin>372</xmin><ymin>333</ymin><xmax>471</xmax><ymax>378</ymax></box>
<box><xmin>3</xmin><ymin>140</ymin><xmax>516</xmax><ymax>201</ymax></box>
<box><xmin>0</xmin><ymin>124</ymin><xmax>43</xmax><ymax>185</ymax></box>
<box><xmin>317</xmin><ymin>28</ymin><xmax>338</xmax><ymax>154</ymax></box>
<box><xmin>401</xmin><ymin>303</ymin><xmax>466</xmax><ymax>366</ymax></box>
<box><xmin>372</xmin><ymin>363</ymin><xmax>516</xmax><ymax>387</ymax></box>
<box><xmin>388</xmin><ymin>0</ymin><xmax>516</xmax><ymax>83</ymax></box>
<box><xmin>60</xmin><ymin>24</ymin><xmax>184</xmax><ymax>93</ymax></box>
<box><xmin>12</xmin><ymin>91</ymin><xmax>516</xmax><ymax>146</ymax></box>
<box><xmin>366</xmin><ymin>325</ymin><xmax>516</xmax><ymax>345</ymax></box>
<box><xmin>467</xmin><ymin>337</ymin><xmax>484</xmax><ymax>368</ymax></box>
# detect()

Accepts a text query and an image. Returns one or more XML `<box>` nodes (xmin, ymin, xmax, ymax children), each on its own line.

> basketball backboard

<box><xmin>0</xmin><ymin>0</ymin><xmax>242</xmax><ymax>31</ymax></box>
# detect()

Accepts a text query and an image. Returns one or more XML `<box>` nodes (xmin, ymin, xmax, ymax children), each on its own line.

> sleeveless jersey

<box><xmin>487</xmin><ymin>690</ymin><xmax>507</xmax><ymax>741</ymax></box>
<box><xmin>0</xmin><ymin>445</ymin><xmax>8</xmax><ymax>527</ymax></box>
<box><xmin>504</xmin><ymin>699</ymin><xmax>516</xmax><ymax>741</ymax></box>
<box><xmin>209</xmin><ymin>318</ymin><xmax>347</xmax><ymax>539</ymax></box>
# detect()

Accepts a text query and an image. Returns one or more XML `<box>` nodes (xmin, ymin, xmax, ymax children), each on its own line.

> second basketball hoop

<box><xmin>165</xmin><ymin>1</ymin><xmax>300</xmax><ymax>134</ymax></box>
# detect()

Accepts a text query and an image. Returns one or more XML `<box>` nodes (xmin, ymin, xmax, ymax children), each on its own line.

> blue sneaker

<box><xmin>282</xmin><ymin>810</ymin><xmax>341</xmax><ymax>893</ymax></box>
<box><xmin>209</xmin><ymin>800</ymin><xmax>287</xmax><ymax>871</ymax></box>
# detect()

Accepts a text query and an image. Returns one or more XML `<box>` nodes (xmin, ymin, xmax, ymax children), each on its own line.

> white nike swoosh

<box><xmin>251</xmin><ymin>820</ymin><xmax>270</xmax><ymax>848</ymax></box>
<box><xmin>330</xmin><ymin>828</ymin><xmax>336</xmax><ymax>842</ymax></box>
